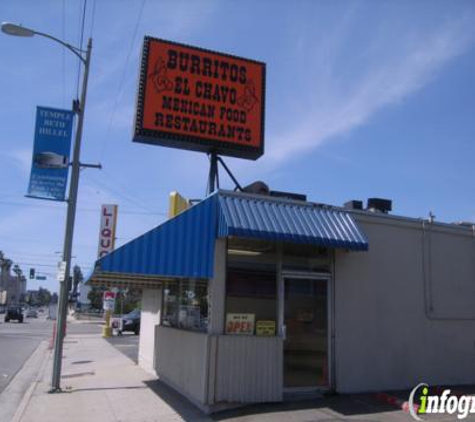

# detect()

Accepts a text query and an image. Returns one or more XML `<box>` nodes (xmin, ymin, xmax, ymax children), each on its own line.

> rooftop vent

<box><xmin>344</xmin><ymin>200</ymin><xmax>363</xmax><ymax>210</ymax></box>
<box><xmin>367</xmin><ymin>198</ymin><xmax>392</xmax><ymax>214</ymax></box>
<box><xmin>242</xmin><ymin>181</ymin><xmax>270</xmax><ymax>195</ymax></box>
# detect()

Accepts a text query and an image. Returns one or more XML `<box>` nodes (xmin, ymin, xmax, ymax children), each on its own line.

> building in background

<box><xmin>0</xmin><ymin>252</ymin><xmax>27</xmax><ymax>305</ymax></box>
<box><xmin>25</xmin><ymin>289</ymin><xmax>40</xmax><ymax>305</ymax></box>
<box><xmin>76</xmin><ymin>279</ymin><xmax>91</xmax><ymax>310</ymax></box>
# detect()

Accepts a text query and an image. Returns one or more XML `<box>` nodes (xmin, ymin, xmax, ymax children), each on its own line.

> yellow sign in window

<box><xmin>256</xmin><ymin>320</ymin><xmax>276</xmax><ymax>336</ymax></box>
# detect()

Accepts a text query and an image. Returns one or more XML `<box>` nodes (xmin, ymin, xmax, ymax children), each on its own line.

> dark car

<box><xmin>113</xmin><ymin>309</ymin><xmax>140</xmax><ymax>335</ymax></box>
<box><xmin>5</xmin><ymin>306</ymin><xmax>24</xmax><ymax>323</ymax></box>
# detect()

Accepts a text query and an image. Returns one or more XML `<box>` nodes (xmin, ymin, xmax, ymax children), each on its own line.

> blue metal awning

<box><xmin>88</xmin><ymin>190</ymin><xmax>368</xmax><ymax>286</ymax></box>
<box><xmin>217</xmin><ymin>192</ymin><xmax>368</xmax><ymax>250</ymax></box>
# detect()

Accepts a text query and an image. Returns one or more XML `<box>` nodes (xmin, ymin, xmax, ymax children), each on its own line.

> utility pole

<box><xmin>1</xmin><ymin>22</ymin><xmax>99</xmax><ymax>391</ymax></box>
<box><xmin>51</xmin><ymin>38</ymin><xmax>92</xmax><ymax>391</ymax></box>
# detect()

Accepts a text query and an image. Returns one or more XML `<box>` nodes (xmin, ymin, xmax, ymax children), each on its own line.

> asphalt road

<box><xmin>0</xmin><ymin>313</ymin><xmax>101</xmax><ymax>395</ymax></box>
<box><xmin>106</xmin><ymin>332</ymin><xmax>139</xmax><ymax>364</ymax></box>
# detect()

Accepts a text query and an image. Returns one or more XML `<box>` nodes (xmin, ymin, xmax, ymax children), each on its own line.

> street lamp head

<box><xmin>1</xmin><ymin>22</ymin><xmax>35</xmax><ymax>37</ymax></box>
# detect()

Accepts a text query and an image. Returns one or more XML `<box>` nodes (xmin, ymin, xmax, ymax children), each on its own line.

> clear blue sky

<box><xmin>1</xmin><ymin>0</ymin><xmax>474</xmax><ymax>293</ymax></box>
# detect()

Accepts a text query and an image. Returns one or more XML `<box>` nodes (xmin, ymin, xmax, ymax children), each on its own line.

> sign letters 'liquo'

<box><xmin>27</xmin><ymin>106</ymin><xmax>74</xmax><ymax>201</ymax></box>
<box><xmin>97</xmin><ymin>205</ymin><xmax>118</xmax><ymax>258</ymax></box>
<box><xmin>133</xmin><ymin>37</ymin><xmax>266</xmax><ymax>160</ymax></box>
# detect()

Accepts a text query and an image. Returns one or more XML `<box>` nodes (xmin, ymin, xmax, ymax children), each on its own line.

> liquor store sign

<box><xmin>98</xmin><ymin>205</ymin><xmax>118</xmax><ymax>258</ymax></box>
<box><xmin>133</xmin><ymin>37</ymin><xmax>266</xmax><ymax>160</ymax></box>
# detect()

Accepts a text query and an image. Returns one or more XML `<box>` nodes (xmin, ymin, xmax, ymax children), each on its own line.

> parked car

<box><xmin>112</xmin><ymin>309</ymin><xmax>141</xmax><ymax>335</ymax></box>
<box><xmin>5</xmin><ymin>306</ymin><xmax>24</xmax><ymax>323</ymax></box>
<box><xmin>26</xmin><ymin>309</ymin><xmax>38</xmax><ymax>318</ymax></box>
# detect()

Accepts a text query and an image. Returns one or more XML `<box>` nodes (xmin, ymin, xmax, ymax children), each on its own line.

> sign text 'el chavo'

<box><xmin>133</xmin><ymin>37</ymin><xmax>266</xmax><ymax>160</ymax></box>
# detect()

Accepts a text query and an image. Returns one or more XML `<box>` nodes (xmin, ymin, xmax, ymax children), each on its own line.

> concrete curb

<box><xmin>11</xmin><ymin>340</ymin><xmax>51</xmax><ymax>422</ymax></box>
<box><xmin>0</xmin><ymin>341</ymin><xmax>50</xmax><ymax>422</ymax></box>
<box><xmin>10</xmin><ymin>381</ymin><xmax>37</xmax><ymax>422</ymax></box>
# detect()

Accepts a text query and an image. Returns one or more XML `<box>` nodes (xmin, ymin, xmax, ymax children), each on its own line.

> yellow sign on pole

<box><xmin>169</xmin><ymin>191</ymin><xmax>189</xmax><ymax>218</ymax></box>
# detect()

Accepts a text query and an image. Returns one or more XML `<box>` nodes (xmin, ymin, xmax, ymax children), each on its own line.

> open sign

<box><xmin>225</xmin><ymin>313</ymin><xmax>255</xmax><ymax>335</ymax></box>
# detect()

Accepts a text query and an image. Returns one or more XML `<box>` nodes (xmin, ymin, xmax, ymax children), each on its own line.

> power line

<box><xmin>14</xmin><ymin>262</ymin><xmax>92</xmax><ymax>269</ymax></box>
<box><xmin>0</xmin><ymin>235</ymin><xmax>63</xmax><ymax>243</ymax></box>
<box><xmin>100</xmin><ymin>0</ymin><xmax>146</xmax><ymax>162</ymax></box>
<box><xmin>4</xmin><ymin>251</ymin><xmax>64</xmax><ymax>259</ymax></box>
<box><xmin>7</xmin><ymin>252</ymin><xmax>78</xmax><ymax>261</ymax></box>
<box><xmin>0</xmin><ymin>199</ymin><xmax>166</xmax><ymax>216</ymax></box>
<box><xmin>99</xmin><ymin>169</ymin><xmax>158</xmax><ymax>212</ymax></box>
<box><xmin>86</xmin><ymin>171</ymin><xmax>161</xmax><ymax>214</ymax></box>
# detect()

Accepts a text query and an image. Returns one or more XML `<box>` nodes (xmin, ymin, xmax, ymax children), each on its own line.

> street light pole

<box><xmin>51</xmin><ymin>37</ymin><xmax>92</xmax><ymax>391</ymax></box>
<box><xmin>1</xmin><ymin>22</ymin><xmax>93</xmax><ymax>391</ymax></box>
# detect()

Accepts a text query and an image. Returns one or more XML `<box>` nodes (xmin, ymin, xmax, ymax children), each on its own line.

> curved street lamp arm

<box><xmin>33</xmin><ymin>30</ymin><xmax>86</xmax><ymax>64</ymax></box>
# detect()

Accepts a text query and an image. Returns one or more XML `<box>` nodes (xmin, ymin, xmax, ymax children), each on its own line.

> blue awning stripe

<box><xmin>217</xmin><ymin>193</ymin><xmax>368</xmax><ymax>250</ymax></box>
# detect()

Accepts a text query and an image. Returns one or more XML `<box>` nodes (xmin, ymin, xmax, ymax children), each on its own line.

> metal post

<box><xmin>51</xmin><ymin>38</ymin><xmax>92</xmax><ymax>392</ymax></box>
<box><xmin>217</xmin><ymin>156</ymin><xmax>243</xmax><ymax>191</ymax></box>
<box><xmin>276</xmin><ymin>243</ymin><xmax>284</xmax><ymax>337</ymax></box>
<box><xmin>207</xmin><ymin>152</ymin><xmax>218</xmax><ymax>195</ymax></box>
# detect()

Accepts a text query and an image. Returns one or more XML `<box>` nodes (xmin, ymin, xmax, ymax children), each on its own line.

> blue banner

<box><xmin>27</xmin><ymin>106</ymin><xmax>75</xmax><ymax>201</ymax></box>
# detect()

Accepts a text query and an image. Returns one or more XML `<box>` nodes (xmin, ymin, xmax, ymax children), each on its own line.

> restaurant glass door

<box><xmin>283</xmin><ymin>275</ymin><xmax>329</xmax><ymax>389</ymax></box>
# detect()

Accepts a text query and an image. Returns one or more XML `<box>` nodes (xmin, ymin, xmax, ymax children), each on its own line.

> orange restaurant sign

<box><xmin>133</xmin><ymin>37</ymin><xmax>266</xmax><ymax>160</ymax></box>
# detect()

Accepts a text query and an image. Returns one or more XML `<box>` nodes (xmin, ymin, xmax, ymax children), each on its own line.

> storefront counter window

<box><xmin>225</xmin><ymin>268</ymin><xmax>277</xmax><ymax>336</ymax></box>
<box><xmin>162</xmin><ymin>279</ymin><xmax>208</xmax><ymax>332</ymax></box>
<box><xmin>283</xmin><ymin>243</ymin><xmax>331</xmax><ymax>273</ymax></box>
<box><xmin>225</xmin><ymin>238</ymin><xmax>331</xmax><ymax>337</ymax></box>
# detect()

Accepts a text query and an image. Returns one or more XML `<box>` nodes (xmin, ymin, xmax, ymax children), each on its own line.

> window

<box><xmin>161</xmin><ymin>279</ymin><xmax>208</xmax><ymax>332</ymax></box>
<box><xmin>283</xmin><ymin>243</ymin><xmax>331</xmax><ymax>272</ymax></box>
<box><xmin>225</xmin><ymin>268</ymin><xmax>277</xmax><ymax>335</ymax></box>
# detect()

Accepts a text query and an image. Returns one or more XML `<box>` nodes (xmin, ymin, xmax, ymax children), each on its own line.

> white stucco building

<box><xmin>88</xmin><ymin>190</ymin><xmax>475</xmax><ymax>412</ymax></box>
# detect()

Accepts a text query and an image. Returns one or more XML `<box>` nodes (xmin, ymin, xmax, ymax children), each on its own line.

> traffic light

<box><xmin>29</xmin><ymin>268</ymin><xmax>35</xmax><ymax>279</ymax></box>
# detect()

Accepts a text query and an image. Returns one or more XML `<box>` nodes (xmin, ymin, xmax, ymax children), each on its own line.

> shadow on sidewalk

<box><xmin>210</xmin><ymin>393</ymin><xmax>399</xmax><ymax>421</ymax></box>
<box><xmin>144</xmin><ymin>379</ymin><xmax>210</xmax><ymax>420</ymax></box>
<box><xmin>143</xmin><ymin>379</ymin><xmax>403</xmax><ymax>421</ymax></box>
<box><xmin>211</xmin><ymin>385</ymin><xmax>475</xmax><ymax>420</ymax></box>
<box><xmin>71</xmin><ymin>386</ymin><xmax>149</xmax><ymax>392</ymax></box>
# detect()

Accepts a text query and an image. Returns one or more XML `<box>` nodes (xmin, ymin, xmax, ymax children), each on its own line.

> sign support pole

<box><xmin>207</xmin><ymin>152</ymin><xmax>219</xmax><ymax>195</ymax></box>
<box><xmin>217</xmin><ymin>156</ymin><xmax>243</xmax><ymax>192</ymax></box>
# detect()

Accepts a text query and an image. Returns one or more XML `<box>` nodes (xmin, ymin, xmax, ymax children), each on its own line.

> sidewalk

<box><xmin>14</xmin><ymin>333</ymin><xmax>210</xmax><ymax>422</ymax></box>
<box><xmin>8</xmin><ymin>327</ymin><xmax>434</xmax><ymax>422</ymax></box>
